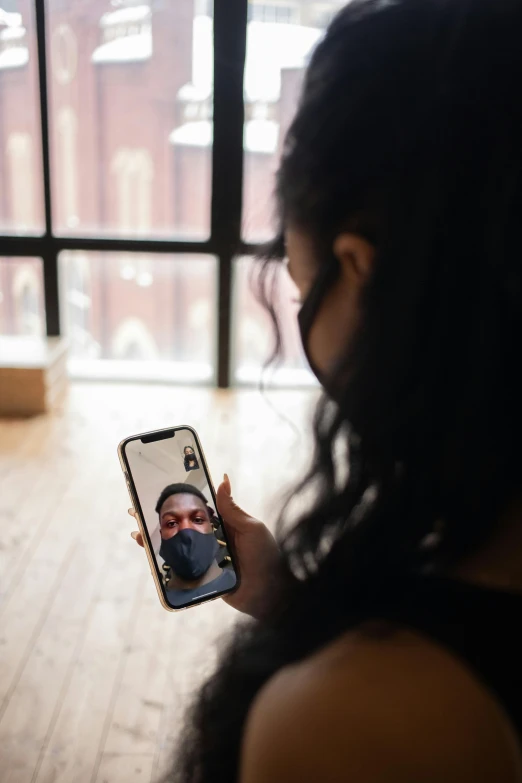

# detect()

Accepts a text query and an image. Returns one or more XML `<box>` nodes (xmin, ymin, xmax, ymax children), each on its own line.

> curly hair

<box><xmin>165</xmin><ymin>1</ymin><xmax>522</xmax><ymax>780</ymax></box>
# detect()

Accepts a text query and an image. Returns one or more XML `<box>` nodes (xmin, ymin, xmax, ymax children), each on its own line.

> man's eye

<box><xmin>194</xmin><ymin>517</ymin><xmax>205</xmax><ymax>523</ymax></box>
<box><xmin>167</xmin><ymin>521</ymin><xmax>177</xmax><ymax>527</ymax></box>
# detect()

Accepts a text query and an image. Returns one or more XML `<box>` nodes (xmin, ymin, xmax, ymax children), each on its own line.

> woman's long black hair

<box><xmin>168</xmin><ymin>0</ymin><xmax>522</xmax><ymax>780</ymax></box>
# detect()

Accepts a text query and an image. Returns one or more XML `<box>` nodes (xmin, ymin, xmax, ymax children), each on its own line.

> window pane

<box><xmin>47</xmin><ymin>1</ymin><xmax>213</xmax><ymax>239</ymax></box>
<box><xmin>0</xmin><ymin>3</ymin><xmax>44</xmax><ymax>234</ymax></box>
<box><xmin>242</xmin><ymin>1</ymin><xmax>345</xmax><ymax>241</ymax></box>
<box><xmin>59</xmin><ymin>252</ymin><xmax>217</xmax><ymax>382</ymax></box>
<box><xmin>232</xmin><ymin>256</ymin><xmax>316</xmax><ymax>386</ymax></box>
<box><xmin>0</xmin><ymin>257</ymin><xmax>44</xmax><ymax>337</ymax></box>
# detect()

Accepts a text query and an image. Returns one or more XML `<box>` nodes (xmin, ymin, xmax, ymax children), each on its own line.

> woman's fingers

<box><xmin>216</xmin><ymin>474</ymin><xmax>259</xmax><ymax>530</ymax></box>
<box><xmin>131</xmin><ymin>530</ymin><xmax>144</xmax><ymax>548</ymax></box>
<box><xmin>223</xmin><ymin>473</ymin><xmax>232</xmax><ymax>496</ymax></box>
<box><xmin>128</xmin><ymin>510</ymin><xmax>144</xmax><ymax>547</ymax></box>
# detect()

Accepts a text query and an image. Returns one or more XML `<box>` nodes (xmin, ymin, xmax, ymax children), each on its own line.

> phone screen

<box><xmin>123</xmin><ymin>427</ymin><xmax>238</xmax><ymax>610</ymax></box>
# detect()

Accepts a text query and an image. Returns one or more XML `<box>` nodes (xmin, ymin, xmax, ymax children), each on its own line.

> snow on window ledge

<box><xmin>0</xmin><ymin>11</ymin><xmax>28</xmax><ymax>70</ymax></box>
<box><xmin>0</xmin><ymin>44</ymin><xmax>28</xmax><ymax>69</ymax></box>
<box><xmin>92</xmin><ymin>5</ymin><xmax>152</xmax><ymax>64</ymax></box>
<box><xmin>169</xmin><ymin>118</ymin><xmax>279</xmax><ymax>154</ymax></box>
<box><xmin>92</xmin><ymin>31</ymin><xmax>152</xmax><ymax>64</ymax></box>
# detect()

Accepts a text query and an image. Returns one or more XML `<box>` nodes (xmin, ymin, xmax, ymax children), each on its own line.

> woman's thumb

<box><xmin>216</xmin><ymin>474</ymin><xmax>255</xmax><ymax>530</ymax></box>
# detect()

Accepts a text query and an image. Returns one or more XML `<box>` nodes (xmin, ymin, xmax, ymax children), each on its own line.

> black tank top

<box><xmin>388</xmin><ymin>576</ymin><xmax>522</xmax><ymax>737</ymax></box>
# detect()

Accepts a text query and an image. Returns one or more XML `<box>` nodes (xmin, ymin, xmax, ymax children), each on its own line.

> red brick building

<box><xmin>0</xmin><ymin>0</ymin><xmax>338</xmax><ymax>383</ymax></box>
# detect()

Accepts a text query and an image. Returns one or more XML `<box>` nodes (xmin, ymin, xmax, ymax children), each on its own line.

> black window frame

<box><xmin>0</xmin><ymin>0</ymin><xmax>258</xmax><ymax>388</ymax></box>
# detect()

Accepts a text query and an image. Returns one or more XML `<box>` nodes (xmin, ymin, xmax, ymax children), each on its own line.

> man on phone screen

<box><xmin>156</xmin><ymin>483</ymin><xmax>236</xmax><ymax>606</ymax></box>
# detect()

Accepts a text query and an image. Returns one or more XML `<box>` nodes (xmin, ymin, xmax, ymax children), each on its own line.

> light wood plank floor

<box><xmin>0</xmin><ymin>383</ymin><xmax>317</xmax><ymax>783</ymax></box>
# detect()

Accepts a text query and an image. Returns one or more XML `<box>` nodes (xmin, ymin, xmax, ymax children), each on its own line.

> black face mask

<box><xmin>159</xmin><ymin>529</ymin><xmax>219</xmax><ymax>582</ymax></box>
<box><xmin>297</xmin><ymin>255</ymin><xmax>340</xmax><ymax>387</ymax></box>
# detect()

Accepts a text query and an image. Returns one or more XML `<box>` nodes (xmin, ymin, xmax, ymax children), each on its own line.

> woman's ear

<box><xmin>333</xmin><ymin>233</ymin><xmax>375</xmax><ymax>284</ymax></box>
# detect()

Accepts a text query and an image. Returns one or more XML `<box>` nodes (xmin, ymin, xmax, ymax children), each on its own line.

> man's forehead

<box><xmin>161</xmin><ymin>492</ymin><xmax>206</xmax><ymax>514</ymax></box>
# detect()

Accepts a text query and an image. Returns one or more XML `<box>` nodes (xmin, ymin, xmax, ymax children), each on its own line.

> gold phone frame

<box><xmin>117</xmin><ymin>425</ymin><xmax>239</xmax><ymax>613</ymax></box>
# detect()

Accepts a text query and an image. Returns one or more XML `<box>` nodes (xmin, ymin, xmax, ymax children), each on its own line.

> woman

<box><xmin>132</xmin><ymin>0</ymin><xmax>522</xmax><ymax>780</ymax></box>
<box><xmin>183</xmin><ymin>445</ymin><xmax>199</xmax><ymax>472</ymax></box>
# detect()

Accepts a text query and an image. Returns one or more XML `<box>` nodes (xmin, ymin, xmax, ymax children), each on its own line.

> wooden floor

<box><xmin>0</xmin><ymin>383</ymin><xmax>316</xmax><ymax>783</ymax></box>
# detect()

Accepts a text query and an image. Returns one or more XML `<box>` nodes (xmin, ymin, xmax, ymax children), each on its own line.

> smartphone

<box><xmin>118</xmin><ymin>425</ymin><xmax>239</xmax><ymax>611</ymax></box>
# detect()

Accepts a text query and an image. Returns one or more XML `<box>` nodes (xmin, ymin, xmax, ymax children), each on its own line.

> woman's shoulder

<box><xmin>239</xmin><ymin>624</ymin><xmax>522</xmax><ymax>783</ymax></box>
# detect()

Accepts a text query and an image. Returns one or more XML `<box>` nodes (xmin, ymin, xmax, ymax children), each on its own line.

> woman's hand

<box><xmin>129</xmin><ymin>474</ymin><xmax>290</xmax><ymax>620</ymax></box>
<box><xmin>215</xmin><ymin>474</ymin><xmax>288</xmax><ymax>620</ymax></box>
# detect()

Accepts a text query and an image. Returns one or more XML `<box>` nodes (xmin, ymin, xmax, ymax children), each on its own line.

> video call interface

<box><xmin>125</xmin><ymin>429</ymin><xmax>237</xmax><ymax>609</ymax></box>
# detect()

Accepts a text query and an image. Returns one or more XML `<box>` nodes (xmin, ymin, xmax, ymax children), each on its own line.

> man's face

<box><xmin>159</xmin><ymin>493</ymin><xmax>213</xmax><ymax>540</ymax></box>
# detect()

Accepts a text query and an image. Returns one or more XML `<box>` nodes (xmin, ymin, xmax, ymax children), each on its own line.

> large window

<box><xmin>237</xmin><ymin>0</ymin><xmax>345</xmax><ymax>383</ymax></box>
<box><xmin>232</xmin><ymin>257</ymin><xmax>314</xmax><ymax>386</ymax></box>
<box><xmin>47</xmin><ymin>0</ymin><xmax>212</xmax><ymax>239</ymax></box>
<box><xmin>60</xmin><ymin>252</ymin><xmax>217</xmax><ymax>382</ymax></box>
<box><xmin>0</xmin><ymin>0</ymin><xmax>343</xmax><ymax>386</ymax></box>
<box><xmin>0</xmin><ymin>256</ymin><xmax>44</xmax><ymax>336</ymax></box>
<box><xmin>0</xmin><ymin>2</ymin><xmax>44</xmax><ymax>233</ymax></box>
<box><xmin>242</xmin><ymin>0</ymin><xmax>346</xmax><ymax>241</ymax></box>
